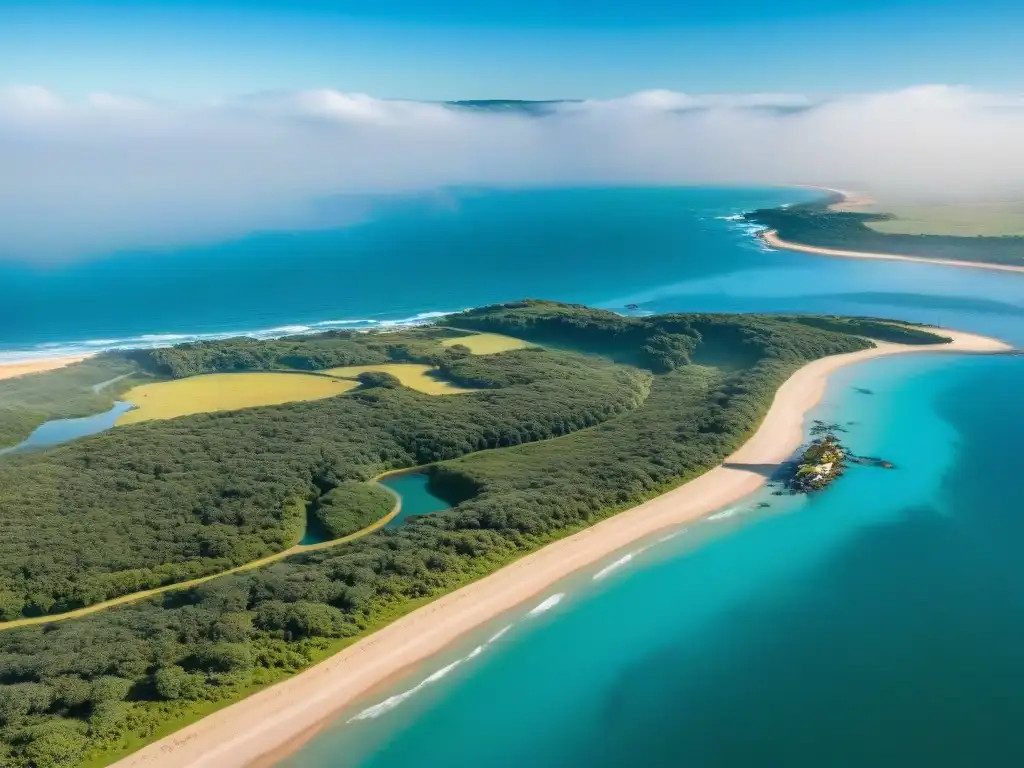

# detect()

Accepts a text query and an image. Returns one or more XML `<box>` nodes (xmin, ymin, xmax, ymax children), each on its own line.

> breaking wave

<box><xmin>0</xmin><ymin>309</ymin><xmax>467</xmax><ymax>365</ymax></box>
<box><xmin>527</xmin><ymin>593</ymin><xmax>565</xmax><ymax>616</ymax></box>
<box><xmin>347</xmin><ymin>622</ymin><xmax>515</xmax><ymax>723</ymax></box>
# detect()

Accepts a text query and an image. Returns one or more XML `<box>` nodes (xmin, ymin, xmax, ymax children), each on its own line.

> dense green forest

<box><xmin>0</xmin><ymin>302</ymin><xmax>951</xmax><ymax>767</ymax></box>
<box><xmin>0</xmin><ymin>346</ymin><xmax>644</xmax><ymax>620</ymax></box>
<box><xmin>311</xmin><ymin>482</ymin><xmax>398</xmax><ymax>539</ymax></box>
<box><xmin>0</xmin><ymin>356</ymin><xmax>144</xmax><ymax>448</ymax></box>
<box><xmin>746</xmin><ymin>195</ymin><xmax>1024</xmax><ymax>267</ymax></box>
<box><xmin>129</xmin><ymin>327</ymin><xmax>472</xmax><ymax>378</ymax></box>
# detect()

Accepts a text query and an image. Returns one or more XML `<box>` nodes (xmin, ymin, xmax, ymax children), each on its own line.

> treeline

<box><xmin>0</xmin><ymin>347</ymin><xmax>647</xmax><ymax>620</ymax></box>
<box><xmin>0</xmin><ymin>355</ymin><xmax>143</xmax><ymax>448</ymax></box>
<box><xmin>746</xmin><ymin>200</ymin><xmax>1024</xmax><ymax>267</ymax></box>
<box><xmin>0</xmin><ymin>302</ymin><xmax>951</xmax><ymax>766</ymax></box>
<box><xmin>777</xmin><ymin>316</ymin><xmax>951</xmax><ymax>345</ymax></box>
<box><xmin>130</xmin><ymin>327</ymin><xmax>473</xmax><ymax>378</ymax></box>
<box><xmin>311</xmin><ymin>482</ymin><xmax>397</xmax><ymax>539</ymax></box>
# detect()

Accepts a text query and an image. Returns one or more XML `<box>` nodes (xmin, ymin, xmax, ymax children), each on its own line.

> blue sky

<box><xmin>2</xmin><ymin>0</ymin><xmax>1022</xmax><ymax>99</ymax></box>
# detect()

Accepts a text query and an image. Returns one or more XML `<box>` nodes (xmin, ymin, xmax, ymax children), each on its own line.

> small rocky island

<box><xmin>785</xmin><ymin>421</ymin><xmax>895</xmax><ymax>493</ymax></box>
<box><xmin>791</xmin><ymin>433</ymin><xmax>847</xmax><ymax>491</ymax></box>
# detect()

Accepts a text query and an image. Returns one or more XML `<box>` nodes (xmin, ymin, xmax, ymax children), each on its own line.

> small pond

<box><xmin>0</xmin><ymin>401</ymin><xmax>134</xmax><ymax>456</ymax></box>
<box><xmin>379</xmin><ymin>473</ymin><xmax>453</xmax><ymax>528</ymax></box>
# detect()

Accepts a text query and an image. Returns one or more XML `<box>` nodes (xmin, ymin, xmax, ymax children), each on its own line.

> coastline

<box><xmin>767</xmin><ymin>186</ymin><xmax>1024</xmax><ymax>274</ymax></box>
<box><xmin>0</xmin><ymin>354</ymin><xmax>93</xmax><ymax>381</ymax></box>
<box><xmin>760</xmin><ymin>229</ymin><xmax>1024</xmax><ymax>275</ymax></box>
<box><xmin>109</xmin><ymin>328</ymin><xmax>1011</xmax><ymax>768</ymax></box>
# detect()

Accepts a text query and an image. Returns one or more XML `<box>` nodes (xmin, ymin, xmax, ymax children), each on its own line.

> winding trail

<box><xmin>0</xmin><ymin>486</ymin><xmax>401</xmax><ymax>632</ymax></box>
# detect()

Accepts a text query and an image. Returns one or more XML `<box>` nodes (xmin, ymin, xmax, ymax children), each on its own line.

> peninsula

<box><xmin>0</xmin><ymin>302</ymin><xmax>1009</xmax><ymax>768</ymax></box>
<box><xmin>750</xmin><ymin>189</ymin><xmax>1024</xmax><ymax>273</ymax></box>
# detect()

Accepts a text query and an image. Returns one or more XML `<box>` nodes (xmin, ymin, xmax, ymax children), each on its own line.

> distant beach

<box><xmin>760</xmin><ymin>228</ymin><xmax>1024</xmax><ymax>274</ymax></box>
<box><xmin>109</xmin><ymin>327</ymin><xmax>1011</xmax><ymax>768</ymax></box>
<box><xmin>763</xmin><ymin>187</ymin><xmax>1024</xmax><ymax>274</ymax></box>
<box><xmin>0</xmin><ymin>354</ymin><xmax>92</xmax><ymax>381</ymax></box>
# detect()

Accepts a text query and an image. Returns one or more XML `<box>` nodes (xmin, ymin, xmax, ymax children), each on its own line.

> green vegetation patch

<box><xmin>865</xmin><ymin>201</ymin><xmax>1024</xmax><ymax>237</ymax></box>
<box><xmin>312</xmin><ymin>482</ymin><xmax>397</xmax><ymax>539</ymax></box>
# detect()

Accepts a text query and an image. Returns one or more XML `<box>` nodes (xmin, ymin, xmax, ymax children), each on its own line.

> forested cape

<box><xmin>0</xmin><ymin>302</ymin><xmax>950</xmax><ymax>767</ymax></box>
<box><xmin>746</xmin><ymin>194</ymin><xmax>1024</xmax><ymax>268</ymax></box>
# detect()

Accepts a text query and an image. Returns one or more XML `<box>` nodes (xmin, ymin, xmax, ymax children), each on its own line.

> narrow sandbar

<box><xmin>761</xmin><ymin>229</ymin><xmax>1024</xmax><ymax>274</ymax></box>
<box><xmin>110</xmin><ymin>329</ymin><xmax>1012</xmax><ymax>768</ymax></box>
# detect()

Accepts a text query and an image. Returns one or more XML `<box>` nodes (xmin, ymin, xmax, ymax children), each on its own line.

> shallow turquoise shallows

<box><xmin>379</xmin><ymin>473</ymin><xmax>452</xmax><ymax>528</ymax></box>
<box><xmin>283</xmin><ymin>352</ymin><xmax>1024</xmax><ymax>768</ymax></box>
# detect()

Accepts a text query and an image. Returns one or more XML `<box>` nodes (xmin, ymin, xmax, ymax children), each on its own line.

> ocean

<box><xmin>3</xmin><ymin>186</ymin><xmax>1022</xmax><ymax>766</ymax></box>
<box><xmin>3</xmin><ymin>186</ymin><xmax>1022</xmax><ymax>360</ymax></box>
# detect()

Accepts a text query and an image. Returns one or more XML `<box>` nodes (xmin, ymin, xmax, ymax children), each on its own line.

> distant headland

<box><xmin>749</xmin><ymin>188</ymin><xmax>1024</xmax><ymax>273</ymax></box>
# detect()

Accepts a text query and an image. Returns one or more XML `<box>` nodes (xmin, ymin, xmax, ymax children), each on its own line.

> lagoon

<box><xmin>379</xmin><ymin>473</ymin><xmax>453</xmax><ymax>528</ymax></box>
<box><xmin>0</xmin><ymin>401</ymin><xmax>133</xmax><ymax>455</ymax></box>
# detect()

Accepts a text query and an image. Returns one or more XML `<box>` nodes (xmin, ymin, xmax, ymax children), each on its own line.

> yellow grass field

<box><xmin>118</xmin><ymin>373</ymin><xmax>358</xmax><ymax>424</ymax></box>
<box><xmin>322</xmin><ymin>363</ymin><xmax>475</xmax><ymax>395</ymax></box>
<box><xmin>440</xmin><ymin>332</ymin><xmax>534</xmax><ymax>354</ymax></box>
<box><xmin>864</xmin><ymin>201</ymin><xmax>1024</xmax><ymax>237</ymax></box>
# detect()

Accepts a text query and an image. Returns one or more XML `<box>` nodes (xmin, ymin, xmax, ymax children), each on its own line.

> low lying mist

<box><xmin>2</xmin><ymin>84</ymin><xmax>1023</xmax><ymax>259</ymax></box>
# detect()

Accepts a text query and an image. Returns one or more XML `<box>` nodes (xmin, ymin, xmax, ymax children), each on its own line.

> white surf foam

<box><xmin>0</xmin><ymin>309</ymin><xmax>467</xmax><ymax>365</ymax></box>
<box><xmin>346</xmin><ymin>620</ymin><xmax>516</xmax><ymax>723</ymax></box>
<box><xmin>707</xmin><ymin>506</ymin><xmax>743</xmax><ymax>522</ymax></box>
<box><xmin>657</xmin><ymin>527</ymin><xmax>688</xmax><ymax>543</ymax></box>
<box><xmin>593</xmin><ymin>553</ymin><xmax>633</xmax><ymax>581</ymax></box>
<box><xmin>487</xmin><ymin>625</ymin><xmax>513</xmax><ymax>643</ymax></box>
<box><xmin>527</xmin><ymin>593</ymin><xmax>565</xmax><ymax>616</ymax></box>
<box><xmin>347</xmin><ymin>659</ymin><xmax>464</xmax><ymax>722</ymax></box>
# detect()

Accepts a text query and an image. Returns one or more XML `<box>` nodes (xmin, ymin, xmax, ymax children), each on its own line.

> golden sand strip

<box><xmin>0</xmin><ymin>354</ymin><xmax>92</xmax><ymax>381</ymax></box>
<box><xmin>109</xmin><ymin>328</ymin><xmax>1011</xmax><ymax>768</ymax></box>
<box><xmin>761</xmin><ymin>230</ymin><xmax>1024</xmax><ymax>275</ymax></box>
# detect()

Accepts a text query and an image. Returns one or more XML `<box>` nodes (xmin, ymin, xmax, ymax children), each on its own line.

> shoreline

<box><xmin>0</xmin><ymin>354</ymin><xmax>94</xmax><ymax>381</ymax></box>
<box><xmin>110</xmin><ymin>328</ymin><xmax>1011</xmax><ymax>768</ymax></box>
<box><xmin>769</xmin><ymin>186</ymin><xmax>1024</xmax><ymax>274</ymax></box>
<box><xmin>760</xmin><ymin>229</ymin><xmax>1024</xmax><ymax>275</ymax></box>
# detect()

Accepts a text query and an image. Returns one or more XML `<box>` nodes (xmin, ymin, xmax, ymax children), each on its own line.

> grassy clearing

<box><xmin>440</xmin><ymin>332</ymin><xmax>535</xmax><ymax>355</ymax></box>
<box><xmin>118</xmin><ymin>372</ymin><xmax>358</xmax><ymax>424</ymax></box>
<box><xmin>322</xmin><ymin>363</ymin><xmax>476</xmax><ymax>394</ymax></box>
<box><xmin>865</xmin><ymin>201</ymin><xmax>1024</xmax><ymax>237</ymax></box>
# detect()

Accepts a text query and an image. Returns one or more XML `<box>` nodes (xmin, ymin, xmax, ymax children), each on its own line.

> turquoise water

<box><xmin>0</xmin><ymin>401</ymin><xmax>134</xmax><ymax>455</ymax></box>
<box><xmin>379</xmin><ymin>473</ymin><xmax>452</xmax><ymax>528</ymax></box>
<box><xmin>284</xmin><ymin>352</ymin><xmax>1024</xmax><ymax>767</ymax></box>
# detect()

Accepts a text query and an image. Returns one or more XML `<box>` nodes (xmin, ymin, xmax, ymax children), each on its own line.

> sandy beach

<box><xmin>762</xmin><ymin>229</ymin><xmax>1024</xmax><ymax>274</ymax></box>
<box><xmin>111</xmin><ymin>328</ymin><xmax>1011</xmax><ymax>768</ymax></box>
<box><xmin>0</xmin><ymin>354</ymin><xmax>93</xmax><ymax>382</ymax></box>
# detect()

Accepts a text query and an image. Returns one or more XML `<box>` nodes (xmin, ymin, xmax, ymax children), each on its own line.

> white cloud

<box><xmin>2</xmin><ymin>84</ymin><xmax>1024</xmax><ymax>259</ymax></box>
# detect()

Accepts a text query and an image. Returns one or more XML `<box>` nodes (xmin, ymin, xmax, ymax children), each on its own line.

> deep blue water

<box><xmin>3</xmin><ymin>186</ymin><xmax>1022</xmax><ymax>359</ymax></box>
